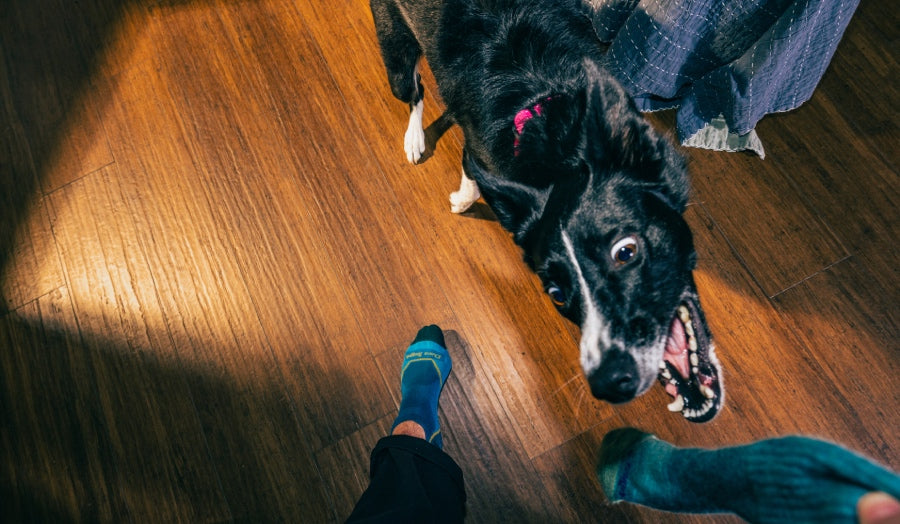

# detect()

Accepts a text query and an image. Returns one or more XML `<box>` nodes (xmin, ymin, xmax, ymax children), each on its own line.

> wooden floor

<box><xmin>1</xmin><ymin>0</ymin><xmax>896</xmax><ymax>521</ymax></box>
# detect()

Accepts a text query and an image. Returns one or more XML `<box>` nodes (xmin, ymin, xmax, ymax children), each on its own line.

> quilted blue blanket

<box><xmin>588</xmin><ymin>0</ymin><xmax>860</xmax><ymax>157</ymax></box>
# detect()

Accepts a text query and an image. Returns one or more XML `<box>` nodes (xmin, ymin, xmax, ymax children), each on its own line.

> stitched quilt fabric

<box><xmin>586</xmin><ymin>0</ymin><xmax>860</xmax><ymax>157</ymax></box>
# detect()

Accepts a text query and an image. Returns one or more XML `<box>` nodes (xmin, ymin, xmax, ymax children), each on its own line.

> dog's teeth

<box><xmin>667</xmin><ymin>394</ymin><xmax>685</xmax><ymax>412</ymax></box>
<box><xmin>700</xmin><ymin>384</ymin><xmax>715</xmax><ymax>399</ymax></box>
<box><xmin>684</xmin><ymin>321</ymin><xmax>694</xmax><ymax>337</ymax></box>
<box><xmin>688</xmin><ymin>337</ymin><xmax>698</xmax><ymax>351</ymax></box>
<box><xmin>690</xmin><ymin>353</ymin><xmax>699</xmax><ymax>367</ymax></box>
<box><xmin>692</xmin><ymin>366</ymin><xmax>699</xmax><ymax>376</ymax></box>
<box><xmin>659</xmin><ymin>360</ymin><xmax>667</xmax><ymax>370</ymax></box>
<box><xmin>661</xmin><ymin>368</ymin><xmax>672</xmax><ymax>380</ymax></box>
<box><xmin>678</xmin><ymin>306</ymin><xmax>690</xmax><ymax>323</ymax></box>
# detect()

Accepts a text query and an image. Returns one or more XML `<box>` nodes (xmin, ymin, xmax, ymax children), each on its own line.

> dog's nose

<box><xmin>588</xmin><ymin>351</ymin><xmax>639</xmax><ymax>403</ymax></box>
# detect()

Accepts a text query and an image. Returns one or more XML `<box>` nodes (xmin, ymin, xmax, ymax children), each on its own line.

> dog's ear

<box><xmin>647</xmin><ymin>139</ymin><xmax>690</xmax><ymax>212</ymax></box>
<box><xmin>513</xmin><ymin>93</ymin><xmax>587</xmax><ymax>182</ymax></box>
<box><xmin>464</xmin><ymin>150</ymin><xmax>549</xmax><ymax>240</ymax></box>
<box><xmin>582</xmin><ymin>62</ymin><xmax>690</xmax><ymax>211</ymax></box>
<box><xmin>582</xmin><ymin>63</ymin><xmax>644</xmax><ymax>165</ymax></box>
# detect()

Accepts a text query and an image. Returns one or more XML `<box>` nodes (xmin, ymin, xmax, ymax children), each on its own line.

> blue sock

<box><xmin>597</xmin><ymin>428</ymin><xmax>900</xmax><ymax>523</ymax></box>
<box><xmin>391</xmin><ymin>325</ymin><xmax>452</xmax><ymax>448</ymax></box>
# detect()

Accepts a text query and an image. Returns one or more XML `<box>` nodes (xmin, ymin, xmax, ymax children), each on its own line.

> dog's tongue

<box><xmin>664</xmin><ymin>317</ymin><xmax>690</xmax><ymax>381</ymax></box>
<box><xmin>659</xmin><ymin>305</ymin><xmax>723</xmax><ymax>422</ymax></box>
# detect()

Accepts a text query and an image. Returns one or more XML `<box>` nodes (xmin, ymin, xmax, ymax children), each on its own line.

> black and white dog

<box><xmin>370</xmin><ymin>0</ymin><xmax>723</xmax><ymax>421</ymax></box>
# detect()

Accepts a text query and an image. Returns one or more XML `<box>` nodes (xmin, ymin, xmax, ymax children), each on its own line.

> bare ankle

<box><xmin>392</xmin><ymin>420</ymin><xmax>426</xmax><ymax>439</ymax></box>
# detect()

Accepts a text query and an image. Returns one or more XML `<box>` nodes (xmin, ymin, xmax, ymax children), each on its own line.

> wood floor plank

<box><xmin>0</xmin><ymin>145</ymin><xmax>61</xmax><ymax>311</ymax></box>
<box><xmin>141</xmin><ymin>0</ymin><xmax>421</xmax><ymax>449</ymax></box>
<box><xmin>0</xmin><ymin>289</ymin><xmax>124</xmax><ymax>522</ymax></box>
<box><xmin>685</xmin><ymin>145</ymin><xmax>848</xmax><ymax>298</ymax></box>
<box><xmin>770</xmin><ymin>257</ymin><xmax>900</xmax><ymax>466</ymax></box>
<box><xmin>757</xmin><ymin>92</ymin><xmax>898</xmax><ymax>286</ymax></box>
<box><xmin>218</xmin><ymin>0</ymin><xmax>459</xmax><ymax>344</ymax></box>
<box><xmin>811</xmin><ymin>1</ymin><xmax>898</xmax><ymax>168</ymax></box>
<box><xmin>0</xmin><ymin>47</ymin><xmax>64</xmax><ymax>311</ymax></box>
<box><xmin>48</xmin><ymin>166</ymin><xmax>234</xmax><ymax>522</ymax></box>
<box><xmin>94</xmin><ymin>44</ymin><xmax>334</xmax><ymax>520</ymax></box>
<box><xmin>0</xmin><ymin>0</ymin><xmax>114</xmax><ymax>194</ymax></box>
<box><xmin>315</xmin><ymin>415</ymin><xmax>395</xmax><ymax>523</ymax></box>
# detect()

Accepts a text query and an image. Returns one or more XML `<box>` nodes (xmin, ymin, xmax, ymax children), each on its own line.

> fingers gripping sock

<box><xmin>598</xmin><ymin>429</ymin><xmax>900</xmax><ymax>524</ymax></box>
<box><xmin>391</xmin><ymin>325</ymin><xmax>452</xmax><ymax>448</ymax></box>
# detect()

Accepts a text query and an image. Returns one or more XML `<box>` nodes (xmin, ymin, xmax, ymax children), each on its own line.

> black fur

<box><xmin>370</xmin><ymin>0</ymin><xmax>723</xmax><ymax>420</ymax></box>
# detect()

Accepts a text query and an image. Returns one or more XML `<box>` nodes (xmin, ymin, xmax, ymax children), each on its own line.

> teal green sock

<box><xmin>391</xmin><ymin>325</ymin><xmax>452</xmax><ymax>448</ymax></box>
<box><xmin>598</xmin><ymin>428</ymin><xmax>900</xmax><ymax>524</ymax></box>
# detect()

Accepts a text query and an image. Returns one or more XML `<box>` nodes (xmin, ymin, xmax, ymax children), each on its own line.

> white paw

<box><xmin>404</xmin><ymin>100</ymin><xmax>426</xmax><ymax>164</ymax></box>
<box><xmin>449</xmin><ymin>170</ymin><xmax>481</xmax><ymax>213</ymax></box>
<box><xmin>450</xmin><ymin>190</ymin><xmax>479</xmax><ymax>213</ymax></box>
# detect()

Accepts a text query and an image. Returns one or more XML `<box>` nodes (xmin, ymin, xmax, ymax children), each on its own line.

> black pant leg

<box><xmin>346</xmin><ymin>435</ymin><xmax>466</xmax><ymax>523</ymax></box>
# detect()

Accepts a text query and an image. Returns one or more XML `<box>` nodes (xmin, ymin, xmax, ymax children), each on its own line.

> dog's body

<box><xmin>370</xmin><ymin>0</ymin><xmax>723</xmax><ymax>421</ymax></box>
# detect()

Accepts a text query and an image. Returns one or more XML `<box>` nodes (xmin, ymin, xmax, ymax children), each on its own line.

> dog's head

<box><xmin>466</xmin><ymin>68</ymin><xmax>723</xmax><ymax>422</ymax></box>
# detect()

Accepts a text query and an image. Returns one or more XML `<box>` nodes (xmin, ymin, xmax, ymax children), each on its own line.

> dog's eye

<box><xmin>546</xmin><ymin>284</ymin><xmax>567</xmax><ymax>307</ymax></box>
<box><xmin>610</xmin><ymin>236</ymin><xmax>638</xmax><ymax>265</ymax></box>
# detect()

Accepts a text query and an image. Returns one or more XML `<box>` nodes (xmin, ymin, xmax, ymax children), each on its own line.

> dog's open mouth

<box><xmin>658</xmin><ymin>299</ymin><xmax>723</xmax><ymax>422</ymax></box>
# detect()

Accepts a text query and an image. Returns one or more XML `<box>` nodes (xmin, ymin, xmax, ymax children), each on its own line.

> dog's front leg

<box><xmin>449</xmin><ymin>168</ymin><xmax>481</xmax><ymax>213</ymax></box>
<box><xmin>404</xmin><ymin>99</ymin><xmax>426</xmax><ymax>163</ymax></box>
